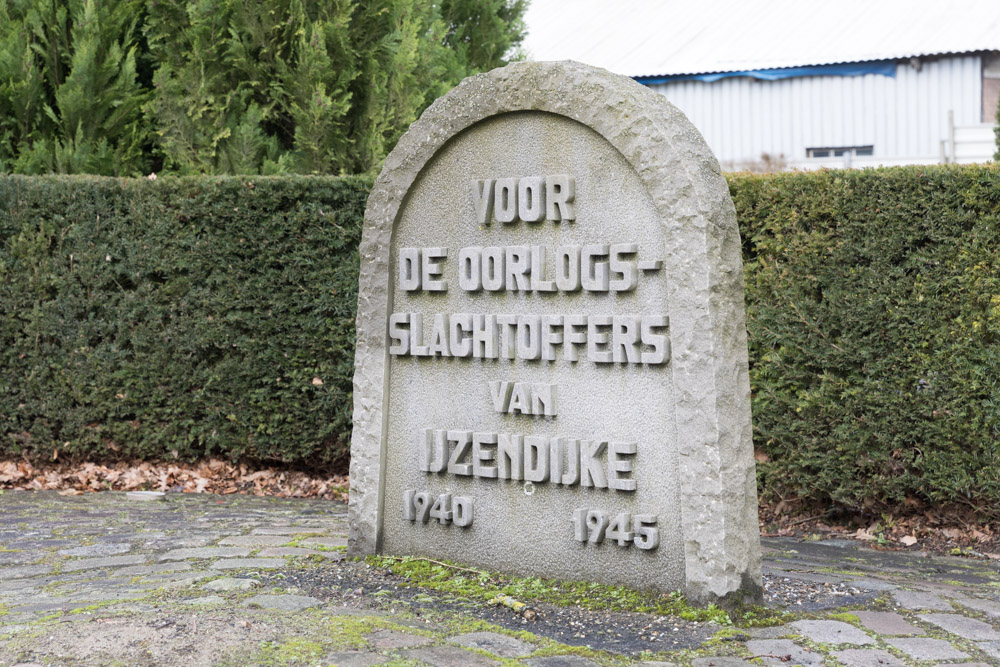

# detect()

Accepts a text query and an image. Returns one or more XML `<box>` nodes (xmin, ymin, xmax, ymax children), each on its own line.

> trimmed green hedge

<box><xmin>2</xmin><ymin>166</ymin><xmax>999</xmax><ymax>514</ymax></box>
<box><xmin>732</xmin><ymin>165</ymin><xmax>1000</xmax><ymax>513</ymax></box>
<box><xmin>1</xmin><ymin>175</ymin><xmax>369</xmax><ymax>467</ymax></box>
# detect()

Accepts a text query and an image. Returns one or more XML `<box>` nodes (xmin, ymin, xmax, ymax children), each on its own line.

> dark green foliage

<box><xmin>731</xmin><ymin>165</ymin><xmax>1000</xmax><ymax>515</ymax></box>
<box><xmin>0</xmin><ymin>0</ymin><xmax>528</xmax><ymax>177</ymax></box>
<box><xmin>0</xmin><ymin>0</ymin><xmax>151</xmax><ymax>175</ymax></box>
<box><xmin>0</xmin><ymin>174</ymin><xmax>369</xmax><ymax>466</ymax></box>
<box><xmin>995</xmin><ymin>94</ymin><xmax>1000</xmax><ymax>161</ymax></box>
<box><xmin>4</xmin><ymin>166</ymin><xmax>1000</xmax><ymax>515</ymax></box>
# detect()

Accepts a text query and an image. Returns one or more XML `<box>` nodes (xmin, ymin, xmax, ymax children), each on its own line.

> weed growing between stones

<box><xmin>366</xmin><ymin>555</ymin><xmax>751</xmax><ymax>625</ymax></box>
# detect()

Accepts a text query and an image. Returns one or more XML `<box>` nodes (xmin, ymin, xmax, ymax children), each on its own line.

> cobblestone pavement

<box><xmin>1</xmin><ymin>491</ymin><xmax>999</xmax><ymax>666</ymax></box>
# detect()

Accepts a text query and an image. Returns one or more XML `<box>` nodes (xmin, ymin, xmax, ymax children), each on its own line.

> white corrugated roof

<box><xmin>522</xmin><ymin>0</ymin><xmax>1000</xmax><ymax>78</ymax></box>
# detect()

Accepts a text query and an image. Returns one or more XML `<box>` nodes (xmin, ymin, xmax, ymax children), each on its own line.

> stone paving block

<box><xmin>61</xmin><ymin>554</ymin><xmax>147</xmax><ymax>572</ymax></box>
<box><xmin>853</xmin><ymin>611</ymin><xmax>923</xmax><ymax>636</ymax></box>
<box><xmin>957</xmin><ymin>598</ymin><xmax>1000</xmax><ymax>618</ymax></box>
<box><xmin>147</xmin><ymin>570</ymin><xmax>224</xmax><ymax>588</ymax></box>
<box><xmin>448</xmin><ymin>631</ymin><xmax>534</xmax><ymax>657</ymax></box>
<box><xmin>58</xmin><ymin>543</ymin><xmax>131</xmax><ymax>557</ymax></box>
<box><xmin>244</xmin><ymin>594</ymin><xmax>322</xmax><ymax>611</ymax></box>
<box><xmin>746</xmin><ymin>639</ymin><xmax>823</xmax><ymax>665</ymax></box>
<box><xmin>634</xmin><ymin>661</ymin><xmax>679</xmax><ymax>667</ymax></box>
<box><xmin>404</xmin><ymin>645</ymin><xmax>499</xmax><ymax>666</ymax></box>
<box><xmin>893</xmin><ymin>590</ymin><xmax>952</xmax><ymax>610</ymax></box>
<box><xmin>251</xmin><ymin>527</ymin><xmax>316</xmax><ymax>536</ymax></box>
<box><xmin>789</xmin><ymin>620</ymin><xmax>875</xmax><ymax>645</ymax></box>
<box><xmin>218</xmin><ymin>535</ymin><xmax>291</xmax><ymax>547</ymax></box>
<box><xmin>844</xmin><ymin>578</ymin><xmax>899</xmax><ymax>591</ymax></box>
<box><xmin>158</xmin><ymin>546</ymin><xmax>251</xmax><ymax>561</ymax></box>
<box><xmin>322</xmin><ymin>651</ymin><xmax>388</xmax><ymax>667</ymax></box>
<box><xmin>831</xmin><ymin>649</ymin><xmax>907</xmax><ymax>667</ymax></box>
<box><xmin>918</xmin><ymin>613</ymin><xmax>1000</xmax><ymax>640</ymax></box>
<box><xmin>299</xmin><ymin>536</ymin><xmax>348</xmax><ymax>548</ymax></box>
<box><xmin>215</xmin><ymin>557</ymin><xmax>286</xmax><ymax>570</ymax></box>
<box><xmin>523</xmin><ymin>657</ymin><xmax>598</xmax><ymax>667</ymax></box>
<box><xmin>931</xmin><ymin>663</ymin><xmax>991</xmax><ymax>667</ymax></box>
<box><xmin>976</xmin><ymin>641</ymin><xmax>1000</xmax><ymax>660</ymax></box>
<box><xmin>366</xmin><ymin>629</ymin><xmax>433</xmax><ymax>649</ymax></box>
<box><xmin>0</xmin><ymin>565</ymin><xmax>52</xmax><ymax>579</ymax></box>
<box><xmin>256</xmin><ymin>547</ymin><xmax>342</xmax><ymax>559</ymax></box>
<box><xmin>690</xmin><ymin>659</ymin><xmax>753</xmax><ymax>666</ymax></box>
<box><xmin>115</xmin><ymin>562</ymin><xmax>191</xmax><ymax>576</ymax></box>
<box><xmin>886</xmin><ymin>637</ymin><xmax>970</xmax><ymax>660</ymax></box>
<box><xmin>179</xmin><ymin>595</ymin><xmax>225</xmax><ymax>606</ymax></box>
<box><xmin>203</xmin><ymin>577</ymin><xmax>261</xmax><ymax>591</ymax></box>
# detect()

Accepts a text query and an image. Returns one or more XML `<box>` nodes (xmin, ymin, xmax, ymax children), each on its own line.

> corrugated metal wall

<box><xmin>648</xmin><ymin>55</ymin><xmax>983</xmax><ymax>167</ymax></box>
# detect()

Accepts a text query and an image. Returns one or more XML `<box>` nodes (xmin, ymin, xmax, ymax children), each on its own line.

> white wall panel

<box><xmin>648</xmin><ymin>55</ymin><xmax>983</xmax><ymax>167</ymax></box>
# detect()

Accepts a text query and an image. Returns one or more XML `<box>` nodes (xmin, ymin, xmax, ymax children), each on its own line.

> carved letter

<box><xmin>421</xmin><ymin>247</ymin><xmax>448</xmax><ymax>292</ymax></box>
<box><xmin>458</xmin><ymin>247</ymin><xmax>483</xmax><ymax>291</ymax></box>
<box><xmin>472</xmin><ymin>179</ymin><xmax>494</xmax><ymax>225</ymax></box>
<box><xmin>518</xmin><ymin>176</ymin><xmax>545</xmax><ymax>222</ymax></box>
<box><xmin>399</xmin><ymin>248</ymin><xmax>421</xmax><ymax>291</ymax></box>
<box><xmin>447</xmin><ymin>430</ymin><xmax>473</xmax><ymax>475</ymax></box>
<box><xmin>489</xmin><ymin>381</ymin><xmax>513</xmax><ymax>412</ymax></box>
<box><xmin>580</xmin><ymin>440</ymin><xmax>608</xmax><ymax>488</ymax></box>
<box><xmin>473</xmin><ymin>432</ymin><xmax>498</xmax><ymax>478</ymax></box>
<box><xmin>388</xmin><ymin>313</ymin><xmax>409</xmax><ymax>355</ymax></box>
<box><xmin>546</xmin><ymin>174</ymin><xmax>576</xmax><ymax>221</ymax></box>
<box><xmin>524</xmin><ymin>435</ymin><xmax>550</xmax><ymax>482</ymax></box>
<box><xmin>495</xmin><ymin>178</ymin><xmax>518</xmax><ymax>223</ymax></box>
<box><xmin>498</xmin><ymin>433</ymin><xmax>523</xmax><ymax>480</ymax></box>
<box><xmin>608</xmin><ymin>441</ymin><xmax>637</xmax><ymax>491</ymax></box>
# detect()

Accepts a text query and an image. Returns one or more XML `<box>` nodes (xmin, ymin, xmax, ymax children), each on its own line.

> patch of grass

<box><xmin>323</xmin><ymin>615</ymin><xmax>401</xmax><ymax>650</ymax></box>
<box><xmin>827</xmin><ymin>612</ymin><xmax>860</xmax><ymax>624</ymax></box>
<box><xmin>367</xmin><ymin>555</ymin><xmax>732</xmax><ymax>624</ymax></box>
<box><xmin>256</xmin><ymin>637</ymin><xmax>324</xmax><ymax>665</ymax></box>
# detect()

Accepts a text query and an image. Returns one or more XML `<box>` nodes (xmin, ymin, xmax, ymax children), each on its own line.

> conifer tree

<box><xmin>0</xmin><ymin>0</ymin><xmax>529</xmax><ymax>175</ymax></box>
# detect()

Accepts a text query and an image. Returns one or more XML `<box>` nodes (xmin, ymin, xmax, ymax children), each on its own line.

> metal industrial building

<box><xmin>522</xmin><ymin>0</ymin><xmax>1000</xmax><ymax>170</ymax></box>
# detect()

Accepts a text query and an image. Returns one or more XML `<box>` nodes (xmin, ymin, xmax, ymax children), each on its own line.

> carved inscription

<box><xmin>403</xmin><ymin>490</ymin><xmax>473</xmax><ymax>527</ymax></box>
<box><xmin>572</xmin><ymin>510</ymin><xmax>659</xmax><ymax>550</ymax></box>
<box><xmin>399</xmin><ymin>175</ymin><xmax>662</xmax><ymax>549</ymax></box>
<box><xmin>417</xmin><ymin>428</ymin><xmax>637</xmax><ymax>491</ymax></box>
<box><xmin>490</xmin><ymin>381</ymin><xmax>557</xmax><ymax>416</ymax></box>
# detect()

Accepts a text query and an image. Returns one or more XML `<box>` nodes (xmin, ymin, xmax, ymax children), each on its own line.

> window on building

<box><xmin>807</xmin><ymin>146</ymin><xmax>874</xmax><ymax>158</ymax></box>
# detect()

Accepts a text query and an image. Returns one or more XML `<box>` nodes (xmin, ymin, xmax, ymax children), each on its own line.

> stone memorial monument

<box><xmin>348</xmin><ymin>61</ymin><xmax>761</xmax><ymax>603</ymax></box>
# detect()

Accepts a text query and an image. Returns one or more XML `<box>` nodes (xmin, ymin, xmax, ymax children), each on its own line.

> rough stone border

<box><xmin>348</xmin><ymin>60</ymin><xmax>761</xmax><ymax>603</ymax></box>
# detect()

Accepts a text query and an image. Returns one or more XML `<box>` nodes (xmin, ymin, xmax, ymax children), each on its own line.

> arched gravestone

<box><xmin>348</xmin><ymin>61</ymin><xmax>762</xmax><ymax>603</ymax></box>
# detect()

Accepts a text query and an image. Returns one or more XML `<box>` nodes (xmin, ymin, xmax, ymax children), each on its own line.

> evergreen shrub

<box><xmin>1</xmin><ymin>174</ymin><xmax>369</xmax><ymax>467</ymax></box>
<box><xmin>732</xmin><ymin>164</ymin><xmax>1000</xmax><ymax>515</ymax></box>
<box><xmin>2</xmin><ymin>166</ymin><xmax>999</xmax><ymax>516</ymax></box>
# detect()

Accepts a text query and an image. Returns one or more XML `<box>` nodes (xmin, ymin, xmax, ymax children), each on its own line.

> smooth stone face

<box><xmin>918</xmin><ymin>613</ymin><xmax>1000</xmax><ymax>640</ymax></box>
<box><xmin>746</xmin><ymin>639</ymin><xmax>824</xmax><ymax>665</ymax></box>
<box><xmin>214</xmin><ymin>558</ymin><xmax>286</xmax><ymax>570</ymax></box>
<box><xmin>852</xmin><ymin>611</ymin><xmax>922</xmax><ymax>636</ymax></box>
<box><xmin>349</xmin><ymin>60</ymin><xmax>760</xmax><ymax>603</ymax></box>
<box><xmin>58</xmin><ymin>543</ymin><xmax>131</xmax><ymax>557</ymax></box>
<box><xmin>243</xmin><ymin>594</ymin><xmax>321</xmax><ymax>611</ymax></box>
<box><xmin>789</xmin><ymin>620</ymin><xmax>875</xmax><ymax>646</ymax></box>
<box><xmin>322</xmin><ymin>652</ymin><xmax>388</xmax><ymax>667</ymax></box>
<box><xmin>886</xmin><ymin>637</ymin><xmax>970</xmax><ymax>660</ymax></box>
<box><xmin>831</xmin><ymin>649</ymin><xmax>907</xmax><ymax>667</ymax></box>
<box><xmin>217</xmin><ymin>535</ymin><xmax>291</xmax><ymax>547</ymax></box>
<box><xmin>893</xmin><ymin>590</ymin><xmax>952</xmax><ymax>610</ymax></box>
<box><xmin>958</xmin><ymin>598</ymin><xmax>1000</xmax><ymax>618</ymax></box>
<box><xmin>524</xmin><ymin>657</ymin><xmax>599</xmax><ymax>667</ymax></box>
<box><xmin>448</xmin><ymin>631</ymin><xmax>534</xmax><ymax>657</ymax></box>
<box><xmin>203</xmin><ymin>577</ymin><xmax>261</xmax><ymax>591</ymax></box>
<box><xmin>61</xmin><ymin>555</ymin><xmax>147</xmax><ymax>572</ymax></box>
<box><xmin>404</xmin><ymin>646</ymin><xmax>499</xmax><ymax>666</ymax></box>
<box><xmin>690</xmin><ymin>659</ymin><xmax>754</xmax><ymax>666</ymax></box>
